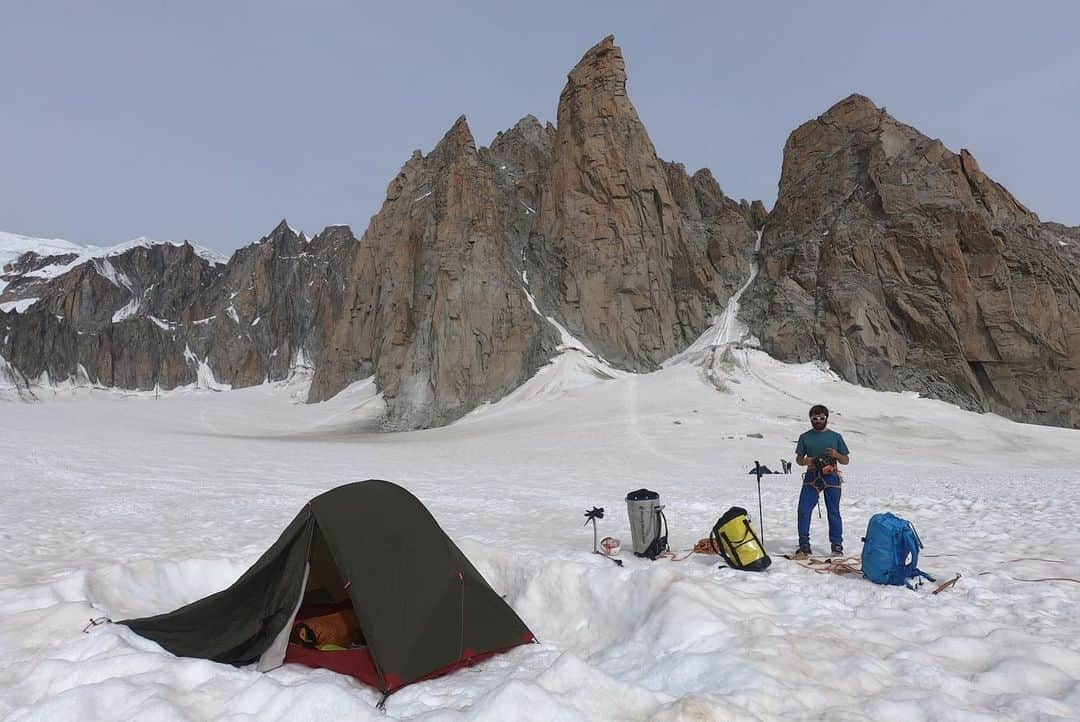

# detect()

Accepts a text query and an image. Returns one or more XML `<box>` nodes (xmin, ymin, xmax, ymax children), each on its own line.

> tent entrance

<box><xmin>279</xmin><ymin>525</ymin><xmax>385</xmax><ymax>688</ymax></box>
<box><xmin>299</xmin><ymin>525</ymin><xmax>352</xmax><ymax>609</ymax></box>
<box><xmin>291</xmin><ymin>525</ymin><xmax>368</xmax><ymax>648</ymax></box>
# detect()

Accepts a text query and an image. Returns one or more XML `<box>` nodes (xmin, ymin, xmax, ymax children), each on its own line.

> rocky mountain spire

<box><xmin>740</xmin><ymin>93</ymin><xmax>1080</xmax><ymax>427</ymax></box>
<box><xmin>526</xmin><ymin>36</ymin><xmax>745</xmax><ymax>370</ymax></box>
<box><xmin>309</xmin><ymin>115</ymin><xmax>558</xmax><ymax>428</ymax></box>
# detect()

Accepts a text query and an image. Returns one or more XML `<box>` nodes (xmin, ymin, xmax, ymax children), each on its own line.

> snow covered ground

<box><xmin>2</xmin><ymin>344</ymin><xmax>1080</xmax><ymax>720</ymax></box>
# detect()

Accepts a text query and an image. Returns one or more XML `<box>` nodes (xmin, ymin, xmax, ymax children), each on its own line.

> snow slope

<box><xmin>0</xmin><ymin>232</ymin><xmax>82</xmax><ymax>297</ymax></box>
<box><xmin>0</xmin><ymin>231</ymin><xmax>83</xmax><ymax>265</ymax></box>
<box><xmin>0</xmin><ymin>229</ymin><xmax>227</xmax><ymax>297</ymax></box>
<box><xmin>2</xmin><ymin>337</ymin><xmax>1079</xmax><ymax>719</ymax></box>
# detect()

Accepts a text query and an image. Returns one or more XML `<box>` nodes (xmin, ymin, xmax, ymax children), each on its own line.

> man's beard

<box><xmin>811</xmin><ymin>419</ymin><xmax>827</xmax><ymax>430</ymax></box>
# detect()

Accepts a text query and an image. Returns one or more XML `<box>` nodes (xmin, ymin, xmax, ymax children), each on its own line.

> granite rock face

<box><xmin>195</xmin><ymin>221</ymin><xmax>361</xmax><ymax>389</ymax></box>
<box><xmin>527</xmin><ymin>36</ymin><xmax>754</xmax><ymax>370</ymax></box>
<box><xmin>664</xmin><ymin>163</ymin><xmax>762</xmax><ymax>306</ymax></box>
<box><xmin>480</xmin><ymin>114</ymin><xmax>556</xmax><ymax>273</ymax></box>
<box><xmin>1041</xmin><ymin>222</ymin><xmax>1080</xmax><ymax>270</ymax></box>
<box><xmin>741</xmin><ymin>94</ymin><xmax>1080</xmax><ymax>427</ymax></box>
<box><xmin>310</xmin><ymin>117</ymin><xmax>559</xmax><ymax>428</ymax></box>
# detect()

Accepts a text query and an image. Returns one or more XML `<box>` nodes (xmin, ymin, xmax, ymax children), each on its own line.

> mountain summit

<box><xmin>741</xmin><ymin>93</ymin><xmax>1080</xmax><ymax>427</ymax></box>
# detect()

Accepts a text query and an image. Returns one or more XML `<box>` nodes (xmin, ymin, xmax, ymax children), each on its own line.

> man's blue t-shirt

<box><xmin>795</xmin><ymin>429</ymin><xmax>850</xmax><ymax>459</ymax></box>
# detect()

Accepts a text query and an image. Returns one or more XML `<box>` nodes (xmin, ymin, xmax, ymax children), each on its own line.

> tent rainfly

<box><xmin>121</xmin><ymin>480</ymin><xmax>535</xmax><ymax>697</ymax></box>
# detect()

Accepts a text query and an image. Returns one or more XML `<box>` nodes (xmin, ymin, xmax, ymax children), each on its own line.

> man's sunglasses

<box><xmin>811</xmin><ymin>415</ymin><xmax>828</xmax><ymax>421</ymax></box>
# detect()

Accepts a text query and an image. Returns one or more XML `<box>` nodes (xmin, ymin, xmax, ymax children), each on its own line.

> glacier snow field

<box><xmin>2</xmin><ymin>348</ymin><xmax>1079</xmax><ymax>721</ymax></box>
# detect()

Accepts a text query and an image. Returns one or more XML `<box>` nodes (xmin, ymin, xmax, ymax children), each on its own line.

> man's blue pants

<box><xmin>798</xmin><ymin>475</ymin><xmax>842</xmax><ymax>549</ymax></box>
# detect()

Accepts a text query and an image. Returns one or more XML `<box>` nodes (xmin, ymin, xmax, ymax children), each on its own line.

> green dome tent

<box><xmin>121</xmin><ymin>480</ymin><xmax>535</xmax><ymax>696</ymax></box>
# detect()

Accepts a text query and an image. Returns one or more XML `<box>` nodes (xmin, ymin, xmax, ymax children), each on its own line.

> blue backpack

<box><xmin>861</xmin><ymin>513</ymin><xmax>934</xmax><ymax>587</ymax></box>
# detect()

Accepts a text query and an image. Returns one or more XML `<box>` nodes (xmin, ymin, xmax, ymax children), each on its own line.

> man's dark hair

<box><xmin>809</xmin><ymin>404</ymin><xmax>829</xmax><ymax>418</ymax></box>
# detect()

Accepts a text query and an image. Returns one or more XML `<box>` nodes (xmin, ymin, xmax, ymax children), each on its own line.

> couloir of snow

<box><xmin>2</xmin><ymin>324</ymin><xmax>1079</xmax><ymax>720</ymax></box>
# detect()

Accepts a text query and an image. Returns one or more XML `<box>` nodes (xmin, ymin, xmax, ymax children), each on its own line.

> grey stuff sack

<box><xmin>626</xmin><ymin>489</ymin><xmax>668</xmax><ymax>559</ymax></box>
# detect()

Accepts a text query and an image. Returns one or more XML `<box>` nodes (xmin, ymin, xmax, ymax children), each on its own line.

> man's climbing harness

<box><xmin>805</xmin><ymin>455</ymin><xmax>841</xmax><ymax>518</ymax></box>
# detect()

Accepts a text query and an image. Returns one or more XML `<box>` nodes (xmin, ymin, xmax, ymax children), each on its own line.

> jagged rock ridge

<box><xmin>2</xmin><ymin>35</ymin><xmax>761</xmax><ymax>429</ymax></box>
<box><xmin>5</xmin><ymin>42</ymin><xmax>1074</xmax><ymax>430</ymax></box>
<box><xmin>0</xmin><ymin>225</ymin><xmax>362</xmax><ymax>393</ymax></box>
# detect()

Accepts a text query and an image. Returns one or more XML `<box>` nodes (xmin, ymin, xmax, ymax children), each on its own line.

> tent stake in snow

<box><xmin>752</xmin><ymin>461</ymin><xmax>766</xmax><ymax>544</ymax></box>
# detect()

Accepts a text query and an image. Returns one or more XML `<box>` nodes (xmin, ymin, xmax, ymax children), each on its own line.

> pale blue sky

<box><xmin>2</xmin><ymin>1</ymin><xmax>1077</xmax><ymax>254</ymax></box>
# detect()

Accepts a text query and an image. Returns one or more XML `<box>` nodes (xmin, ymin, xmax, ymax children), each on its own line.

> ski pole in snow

<box><xmin>753</xmin><ymin>461</ymin><xmax>766</xmax><ymax>544</ymax></box>
<box><xmin>584</xmin><ymin>507</ymin><xmax>604</xmax><ymax>552</ymax></box>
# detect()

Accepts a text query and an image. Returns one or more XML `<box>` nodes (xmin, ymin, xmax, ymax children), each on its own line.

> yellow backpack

<box><xmin>710</xmin><ymin>507</ymin><xmax>771</xmax><ymax>571</ymax></box>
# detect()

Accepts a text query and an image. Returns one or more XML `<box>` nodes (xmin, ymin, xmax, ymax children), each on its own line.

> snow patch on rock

<box><xmin>0</xmin><ymin>297</ymin><xmax>40</xmax><ymax>314</ymax></box>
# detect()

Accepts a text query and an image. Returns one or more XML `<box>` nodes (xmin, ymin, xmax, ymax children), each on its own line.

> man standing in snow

<box><xmin>793</xmin><ymin>404</ymin><xmax>850</xmax><ymax>558</ymax></box>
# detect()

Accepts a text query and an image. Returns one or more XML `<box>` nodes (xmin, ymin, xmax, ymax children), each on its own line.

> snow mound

<box><xmin>462</xmin><ymin>350</ymin><xmax>626</xmax><ymax>423</ymax></box>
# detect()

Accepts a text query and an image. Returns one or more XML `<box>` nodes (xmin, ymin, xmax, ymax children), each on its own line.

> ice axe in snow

<box><xmin>584</xmin><ymin>507</ymin><xmax>623</xmax><ymax>567</ymax></box>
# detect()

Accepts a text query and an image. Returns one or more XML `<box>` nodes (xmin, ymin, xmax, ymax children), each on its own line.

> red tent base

<box><xmin>284</xmin><ymin>643</ymin><xmax>382</xmax><ymax>688</ymax></box>
<box><xmin>282</xmin><ymin>634</ymin><xmax>535</xmax><ymax>693</ymax></box>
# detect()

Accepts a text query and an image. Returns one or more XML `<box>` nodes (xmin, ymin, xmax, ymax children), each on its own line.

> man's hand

<box><xmin>825</xmin><ymin>448</ymin><xmax>850</xmax><ymax>465</ymax></box>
